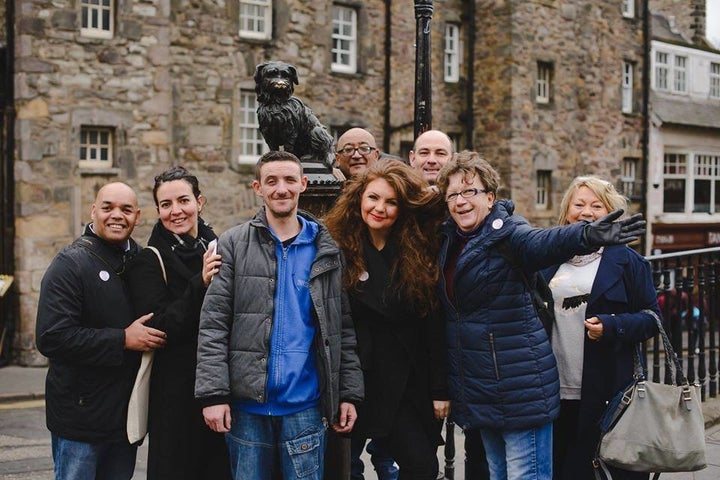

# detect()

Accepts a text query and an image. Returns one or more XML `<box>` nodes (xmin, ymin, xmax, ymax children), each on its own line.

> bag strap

<box><xmin>146</xmin><ymin>246</ymin><xmax>167</xmax><ymax>285</ymax></box>
<box><xmin>639</xmin><ymin>309</ymin><xmax>690</xmax><ymax>387</ymax></box>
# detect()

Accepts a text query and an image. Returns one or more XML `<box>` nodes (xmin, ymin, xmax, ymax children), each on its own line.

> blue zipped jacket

<box><xmin>236</xmin><ymin>215</ymin><xmax>320</xmax><ymax>416</ymax></box>
<box><xmin>438</xmin><ymin>200</ymin><xmax>596</xmax><ymax>430</ymax></box>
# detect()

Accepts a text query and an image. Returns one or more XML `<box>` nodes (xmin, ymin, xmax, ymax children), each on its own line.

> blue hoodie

<box><xmin>236</xmin><ymin>216</ymin><xmax>321</xmax><ymax>416</ymax></box>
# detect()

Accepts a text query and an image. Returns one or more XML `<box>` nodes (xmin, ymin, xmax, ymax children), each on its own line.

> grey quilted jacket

<box><xmin>194</xmin><ymin>208</ymin><xmax>364</xmax><ymax>423</ymax></box>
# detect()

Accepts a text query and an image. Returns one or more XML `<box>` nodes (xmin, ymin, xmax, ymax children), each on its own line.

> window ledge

<box><xmin>79</xmin><ymin>167</ymin><xmax>121</xmax><ymax>176</ymax></box>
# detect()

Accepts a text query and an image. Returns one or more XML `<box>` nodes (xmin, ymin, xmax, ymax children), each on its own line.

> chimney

<box><xmin>690</xmin><ymin>0</ymin><xmax>706</xmax><ymax>45</ymax></box>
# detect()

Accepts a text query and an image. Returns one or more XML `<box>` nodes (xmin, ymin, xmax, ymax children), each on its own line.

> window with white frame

<box><xmin>80</xmin><ymin>0</ymin><xmax>114</xmax><ymax>39</ymax></box>
<box><xmin>621</xmin><ymin>157</ymin><xmax>639</xmax><ymax>198</ymax></box>
<box><xmin>238</xmin><ymin>91</ymin><xmax>269</xmax><ymax>164</ymax></box>
<box><xmin>622</xmin><ymin>0</ymin><xmax>634</xmax><ymax>18</ymax></box>
<box><xmin>662</xmin><ymin>152</ymin><xmax>720</xmax><ymax>214</ymax></box>
<box><xmin>536</xmin><ymin>62</ymin><xmax>552</xmax><ymax>104</ymax></box>
<box><xmin>79</xmin><ymin>127</ymin><xmax>113</xmax><ymax>168</ymax></box>
<box><xmin>331</xmin><ymin>5</ymin><xmax>357</xmax><ymax>74</ymax></box>
<box><xmin>444</xmin><ymin>24</ymin><xmax>460</xmax><ymax>83</ymax></box>
<box><xmin>673</xmin><ymin>55</ymin><xmax>687</xmax><ymax>93</ymax></box>
<box><xmin>693</xmin><ymin>154</ymin><xmax>720</xmax><ymax>213</ymax></box>
<box><xmin>710</xmin><ymin>62</ymin><xmax>720</xmax><ymax>99</ymax></box>
<box><xmin>536</xmin><ymin>170</ymin><xmax>551</xmax><ymax>209</ymax></box>
<box><xmin>655</xmin><ymin>51</ymin><xmax>669</xmax><ymax>90</ymax></box>
<box><xmin>622</xmin><ymin>61</ymin><xmax>634</xmax><ymax>113</ymax></box>
<box><xmin>653</xmin><ymin>51</ymin><xmax>688</xmax><ymax>94</ymax></box>
<box><xmin>239</xmin><ymin>0</ymin><xmax>272</xmax><ymax>40</ymax></box>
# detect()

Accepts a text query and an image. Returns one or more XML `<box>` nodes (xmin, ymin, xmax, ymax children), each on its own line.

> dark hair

<box><xmin>324</xmin><ymin>160</ymin><xmax>444</xmax><ymax>312</ymax></box>
<box><xmin>255</xmin><ymin>151</ymin><xmax>303</xmax><ymax>180</ymax></box>
<box><xmin>152</xmin><ymin>166</ymin><xmax>201</xmax><ymax>206</ymax></box>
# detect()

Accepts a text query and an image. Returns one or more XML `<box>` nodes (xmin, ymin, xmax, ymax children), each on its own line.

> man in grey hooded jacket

<box><xmin>195</xmin><ymin>151</ymin><xmax>363</xmax><ymax>480</ymax></box>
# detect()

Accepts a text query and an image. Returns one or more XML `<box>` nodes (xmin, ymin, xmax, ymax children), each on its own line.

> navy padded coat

<box><xmin>438</xmin><ymin>200</ymin><xmax>595</xmax><ymax>431</ymax></box>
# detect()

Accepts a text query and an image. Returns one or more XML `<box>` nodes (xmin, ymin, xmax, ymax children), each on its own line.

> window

<box><xmin>662</xmin><ymin>153</ymin><xmax>720</xmax><ymax>214</ymax></box>
<box><xmin>622</xmin><ymin>62</ymin><xmax>633</xmax><ymax>113</ymax></box>
<box><xmin>536</xmin><ymin>170</ymin><xmax>551</xmax><ymax>209</ymax></box>
<box><xmin>622</xmin><ymin>0</ymin><xmax>634</xmax><ymax>18</ymax></box>
<box><xmin>238</xmin><ymin>91</ymin><xmax>269</xmax><ymax>164</ymax></box>
<box><xmin>621</xmin><ymin>158</ymin><xmax>639</xmax><ymax>198</ymax></box>
<box><xmin>444</xmin><ymin>24</ymin><xmax>460</xmax><ymax>83</ymax></box>
<box><xmin>693</xmin><ymin>155</ymin><xmax>720</xmax><ymax>213</ymax></box>
<box><xmin>654</xmin><ymin>51</ymin><xmax>688</xmax><ymax>94</ymax></box>
<box><xmin>673</xmin><ymin>55</ymin><xmax>687</xmax><ymax>93</ymax></box>
<box><xmin>536</xmin><ymin>62</ymin><xmax>552</xmax><ymax>104</ymax></box>
<box><xmin>79</xmin><ymin>127</ymin><xmax>113</xmax><ymax>168</ymax></box>
<box><xmin>80</xmin><ymin>0</ymin><xmax>114</xmax><ymax>39</ymax></box>
<box><xmin>663</xmin><ymin>153</ymin><xmax>687</xmax><ymax>213</ymax></box>
<box><xmin>655</xmin><ymin>52</ymin><xmax>669</xmax><ymax>90</ymax></box>
<box><xmin>239</xmin><ymin>0</ymin><xmax>272</xmax><ymax>40</ymax></box>
<box><xmin>331</xmin><ymin>5</ymin><xmax>357</xmax><ymax>74</ymax></box>
<box><xmin>710</xmin><ymin>62</ymin><xmax>720</xmax><ymax>99</ymax></box>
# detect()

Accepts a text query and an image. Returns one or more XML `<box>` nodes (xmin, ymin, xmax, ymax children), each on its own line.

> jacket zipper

<box><xmin>489</xmin><ymin>332</ymin><xmax>500</xmax><ymax>380</ymax></box>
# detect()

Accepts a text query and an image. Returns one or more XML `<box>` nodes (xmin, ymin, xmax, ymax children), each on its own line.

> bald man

<box><xmin>335</xmin><ymin>127</ymin><xmax>381</xmax><ymax>178</ymax></box>
<box><xmin>409</xmin><ymin>130</ymin><xmax>454</xmax><ymax>185</ymax></box>
<box><xmin>37</xmin><ymin>182</ymin><xmax>167</xmax><ymax>480</ymax></box>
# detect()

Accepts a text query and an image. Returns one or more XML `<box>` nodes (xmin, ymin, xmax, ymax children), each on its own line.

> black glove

<box><xmin>583</xmin><ymin>209</ymin><xmax>646</xmax><ymax>246</ymax></box>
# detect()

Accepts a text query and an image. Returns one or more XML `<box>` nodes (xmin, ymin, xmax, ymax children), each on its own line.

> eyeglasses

<box><xmin>445</xmin><ymin>188</ymin><xmax>487</xmax><ymax>203</ymax></box>
<box><xmin>336</xmin><ymin>145</ymin><xmax>377</xmax><ymax>157</ymax></box>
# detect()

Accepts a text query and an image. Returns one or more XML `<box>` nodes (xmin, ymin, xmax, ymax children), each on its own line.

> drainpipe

<box><xmin>641</xmin><ymin>0</ymin><xmax>651</xmax><ymax>254</ymax></box>
<box><xmin>463</xmin><ymin>0</ymin><xmax>475</xmax><ymax>149</ymax></box>
<box><xmin>1</xmin><ymin>0</ymin><xmax>17</xmax><ymax>365</ymax></box>
<box><xmin>383</xmin><ymin>0</ymin><xmax>392</xmax><ymax>151</ymax></box>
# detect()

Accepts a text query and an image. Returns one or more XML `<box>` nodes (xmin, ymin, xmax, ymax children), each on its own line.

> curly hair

<box><xmin>324</xmin><ymin>160</ymin><xmax>444</xmax><ymax>312</ymax></box>
<box><xmin>436</xmin><ymin>150</ymin><xmax>501</xmax><ymax>197</ymax></box>
<box><xmin>557</xmin><ymin>175</ymin><xmax>628</xmax><ymax>225</ymax></box>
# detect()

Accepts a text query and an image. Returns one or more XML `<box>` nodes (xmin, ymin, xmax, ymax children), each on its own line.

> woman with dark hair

<box><xmin>126</xmin><ymin>166</ymin><xmax>230</xmax><ymax>479</ymax></box>
<box><xmin>545</xmin><ymin>176</ymin><xmax>659</xmax><ymax>480</ymax></box>
<box><xmin>324</xmin><ymin>160</ymin><xmax>448</xmax><ymax>480</ymax></box>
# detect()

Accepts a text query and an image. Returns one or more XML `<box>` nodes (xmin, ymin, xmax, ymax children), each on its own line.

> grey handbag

<box><xmin>593</xmin><ymin>309</ymin><xmax>706</xmax><ymax>480</ymax></box>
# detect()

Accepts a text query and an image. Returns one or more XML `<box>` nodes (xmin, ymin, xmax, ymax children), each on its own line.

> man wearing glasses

<box><xmin>335</xmin><ymin>128</ymin><xmax>381</xmax><ymax>179</ymax></box>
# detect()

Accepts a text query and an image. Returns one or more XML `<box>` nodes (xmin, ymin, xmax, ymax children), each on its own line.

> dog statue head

<box><xmin>254</xmin><ymin>61</ymin><xmax>299</xmax><ymax>104</ymax></box>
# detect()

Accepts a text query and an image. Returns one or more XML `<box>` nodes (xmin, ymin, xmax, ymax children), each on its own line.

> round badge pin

<box><xmin>492</xmin><ymin>219</ymin><xmax>504</xmax><ymax>230</ymax></box>
<box><xmin>99</xmin><ymin>270</ymin><xmax>110</xmax><ymax>282</ymax></box>
<box><xmin>359</xmin><ymin>271</ymin><xmax>370</xmax><ymax>282</ymax></box>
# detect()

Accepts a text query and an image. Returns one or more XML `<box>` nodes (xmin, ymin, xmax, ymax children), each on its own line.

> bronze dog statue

<box><xmin>254</xmin><ymin>61</ymin><xmax>334</xmax><ymax>168</ymax></box>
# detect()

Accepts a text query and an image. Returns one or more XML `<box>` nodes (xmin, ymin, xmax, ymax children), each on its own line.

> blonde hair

<box><xmin>558</xmin><ymin>176</ymin><xmax>628</xmax><ymax>225</ymax></box>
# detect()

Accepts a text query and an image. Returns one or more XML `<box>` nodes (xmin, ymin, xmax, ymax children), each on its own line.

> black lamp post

<box><xmin>414</xmin><ymin>0</ymin><xmax>433</xmax><ymax>139</ymax></box>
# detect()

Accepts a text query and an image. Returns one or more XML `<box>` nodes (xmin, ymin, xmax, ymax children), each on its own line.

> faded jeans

<box><xmin>225</xmin><ymin>406</ymin><xmax>326</xmax><ymax>480</ymax></box>
<box><xmin>478</xmin><ymin>421</ymin><xmax>553</xmax><ymax>480</ymax></box>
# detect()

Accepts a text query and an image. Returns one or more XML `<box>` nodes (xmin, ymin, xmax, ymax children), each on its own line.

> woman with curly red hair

<box><xmin>325</xmin><ymin>160</ymin><xmax>448</xmax><ymax>480</ymax></box>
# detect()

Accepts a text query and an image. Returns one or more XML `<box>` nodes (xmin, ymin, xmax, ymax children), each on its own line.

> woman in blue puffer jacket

<box><xmin>435</xmin><ymin>151</ymin><xmax>646</xmax><ymax>480</ymax></box>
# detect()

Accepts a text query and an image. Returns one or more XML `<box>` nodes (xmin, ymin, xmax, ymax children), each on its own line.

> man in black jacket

<box><xmin>36</xmin><ymin>182</ymin><xmax>167</xmax><ymax>480</ymax></box>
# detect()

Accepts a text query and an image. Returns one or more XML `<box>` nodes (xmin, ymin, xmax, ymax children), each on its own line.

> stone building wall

<box><xmin>12</xmin><ymin>0</ymin><xmax>392</xmax><ymax>364</ymax></box>
<box><xmin>473</xmin><ymin>0</ymin><xmax>644</xmax><ymax>227</ymax></box>
<box><xmin>11</xmin><ymin>0</ymin><xmax>698</xmax><ymax>363</ymax></box>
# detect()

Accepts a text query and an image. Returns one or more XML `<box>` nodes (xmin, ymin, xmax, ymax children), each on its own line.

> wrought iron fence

<box><xmin>440</xmin><ymin>246</ymin><xmax>720</xmax><ymax>479</ymax></box>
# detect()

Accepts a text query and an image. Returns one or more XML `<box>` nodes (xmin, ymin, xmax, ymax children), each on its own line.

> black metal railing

<box><xmin>440</xmin><ymin>246</ymin><xmax>720</xmax><ymax>479</ymax></box>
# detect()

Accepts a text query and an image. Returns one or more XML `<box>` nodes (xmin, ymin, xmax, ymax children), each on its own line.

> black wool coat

<box><xmin>349</xmin><ymin>239</ymin><xmax>448</xmax><ymax>443</ymax></box>
<box><xmin>125</xmin><ymin>220</ymin><xmax>230</xmax><ymax>480</ymax></box>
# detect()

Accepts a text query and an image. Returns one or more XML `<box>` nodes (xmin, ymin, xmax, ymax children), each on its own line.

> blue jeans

<box><xmin>51</xmin><ymin>434</ymin><xmax>137</xmax><ymax>480</ymax></box>
<box><xmin>479</xmin><ymin>422</ymin><xmax>552</xmax><ymax>480</ymax></box>
<box><xmin>350</xmin><ymin>437</ymin><xmax>399</xmax><ymax>480</ymax></box>
<box><xmin>225</xmin><ymin>406</ymin><xmax>326</xmax><ymax>480</ymax></box>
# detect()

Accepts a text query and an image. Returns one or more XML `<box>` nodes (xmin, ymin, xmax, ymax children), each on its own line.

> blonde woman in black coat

<box><xmin>126</xmin><ymin>167</ymin><xmax>230</xmax><ymax>480</ymax></box>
